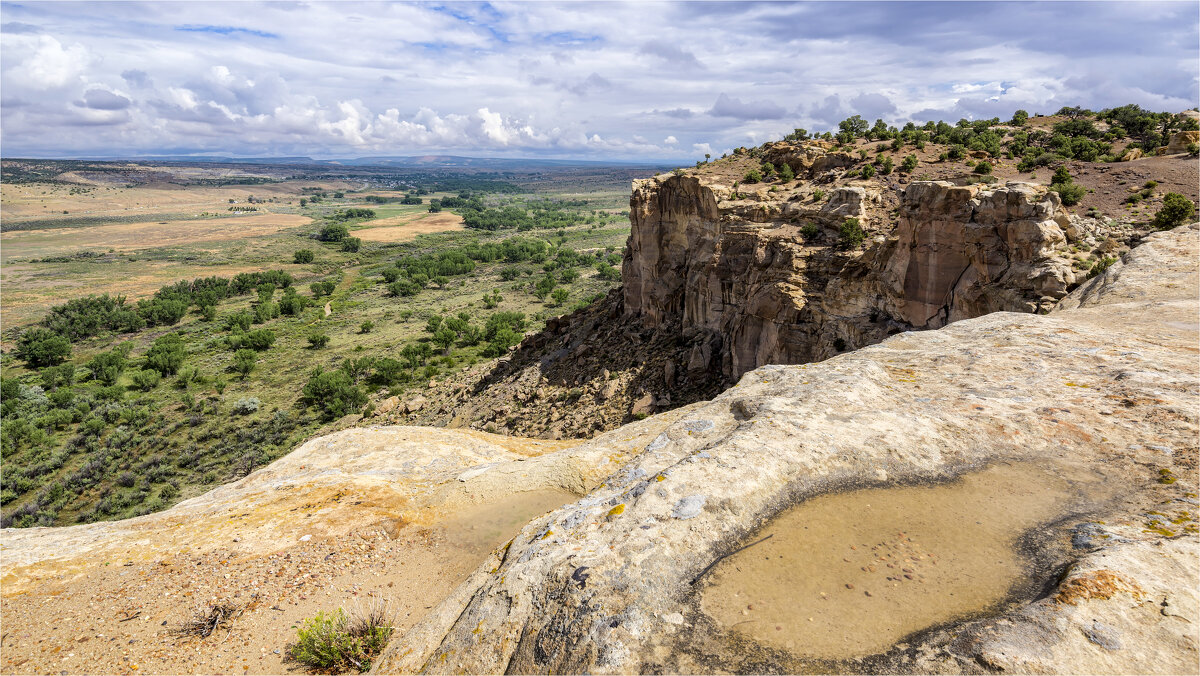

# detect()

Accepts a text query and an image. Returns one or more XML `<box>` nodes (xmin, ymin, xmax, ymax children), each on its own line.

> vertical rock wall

<box><xmin>624</xmin><ymin>171</ymin><xmax>1083</xmax><ymax>379</ymax></box>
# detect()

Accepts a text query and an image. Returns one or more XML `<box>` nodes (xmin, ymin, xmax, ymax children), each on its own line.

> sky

<box><xmin>1</xmin><ymin>1</ymin><xmax>1197</xmax><ymax>162</ymax></box>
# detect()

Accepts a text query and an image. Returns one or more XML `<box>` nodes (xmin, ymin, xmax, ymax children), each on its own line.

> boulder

<box><xmin>631</xmin><ymin>392</ymin><xmax>656</xmax><ymax>416</ymax></box>
<box><xmin>1164</xmin><ymin>130</ymin><xmax>1199</xmax><ymax>154</ymax></box>
<box><xmin>374</xmin><ymin>396</ymin><xmax>400</xmax><ymax>416</ymax></box>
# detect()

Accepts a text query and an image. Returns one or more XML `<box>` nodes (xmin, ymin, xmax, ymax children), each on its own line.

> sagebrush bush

<box><xmin>290</xmin><ymin>604</ymin><xmax>393</xmax><ymax>673</ymax></box>
<box><xmin>231</xmin><ymin>398</ymin><xmax>260</xmax><ymax>415</ymax></box>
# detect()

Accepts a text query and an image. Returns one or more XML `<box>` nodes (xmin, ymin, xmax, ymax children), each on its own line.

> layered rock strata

<box><xmin>625</xmin><ymin>171</ymin><xmax>1094</xmax><ymax>380</ymax></box>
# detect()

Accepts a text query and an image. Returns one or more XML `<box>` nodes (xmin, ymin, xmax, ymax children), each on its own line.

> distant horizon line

<box><xmin>0</xmin><ymin>153</ymin><xmax>682</xmax><ymax>167</ymax></box>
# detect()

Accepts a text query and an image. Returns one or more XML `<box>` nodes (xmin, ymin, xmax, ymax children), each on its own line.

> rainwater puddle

<box><xmin>439</xmin><ymin>489</ymin><xmax>576</xmax><ymax>556</ymax></box>
<box><xmin>701</xmin><ymin>462</ymin><xmax>1088</xmax><ymax>660</ymax></box>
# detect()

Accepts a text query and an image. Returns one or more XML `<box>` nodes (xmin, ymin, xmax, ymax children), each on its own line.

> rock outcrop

<box><xmin>373</xmin><ymin>223</ymin><xmax>1199</xmax><ymax>674</ymax></box>
<box><xmin>624</xmin><ymin>164</ymin><xmax>1094</xmax><ymax>379</ymax></box>
<box><xmin>407</xmin><ymin>143</ymin><xmax>1150</xmax><ymax>439</ymax></box>
<box><xmin>1162</xmin><ymin>130</ymin><xmax>1199</xmax><ymax>155</ymax></box>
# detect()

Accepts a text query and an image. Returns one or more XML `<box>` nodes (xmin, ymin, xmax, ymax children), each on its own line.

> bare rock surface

<box><xmin>372</xmin><ymin>224</ymin><xmax>1199</xmax><ymax>674</ymax></box>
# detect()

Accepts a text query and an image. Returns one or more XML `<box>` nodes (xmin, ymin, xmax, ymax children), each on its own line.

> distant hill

<box><xmin>59</xmin><ymin>154</ymin><xmax>672</xmax><ymax>170</ymax></box>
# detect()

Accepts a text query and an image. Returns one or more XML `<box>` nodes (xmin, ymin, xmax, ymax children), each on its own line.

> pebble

<box><xmin>845</xmin><ymin>583</ymin><xmax>854</xmax><ymax>589</ymax></box>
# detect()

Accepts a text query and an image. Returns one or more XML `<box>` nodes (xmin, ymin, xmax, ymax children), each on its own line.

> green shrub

<box><xmin>289</xmin><ymin>607</ymin><xmax>392</xmax><ymax>673</ymax></box>
<box><xmin>1049</xmin><ymin>166</ymin><xmax>1085</xmax><ymax>206</ymax></box>
<box><xmin>130</xmin><ymin>369</ymin><xmax>162</xmax><ymax>392</ymax></box>
<box><xmin>307</xmin><ymin>333</ymin><xmax>330</xmax><ymax>349</ymax></box>
<box><xmin>145</xmin><ymin>334</ymin><xmax>186</xmax><ymax>376</ymax></box>
<box><xmin>87</xmin><ymin>349</ymin><xmax>127</xmax><ymax>385</ymax></box>
<box><xmin>341</xmin><ymin>237</ymin><xmax>362</xmax><ymax>253</ymax></box>
<box><xmin>742</xmin><ymin>168</ymin><xmax>762</xmax><ymax>184</ymax></box>
<box><xmin>1052</xmin><ymin>182</ymin><xmax>1086</xmax><ymax>206</ymax></box>
<box><xmin>253</xmin><ymin>301</ymin><xmax>280</xmax><ymax>324</ymax></box>
<box><xmin>243</xmin><ymin>329</ymin><xmax>276</xmax><ymax>351</ymax></box>
<box><xmin>293</xmin><ymin>249</ymin><xmax>315</xmax><ymax>264</ymax></box>
<box><xmin>360</xmin><ymin>321</ymin><xmax>374</xmax><ymax>334</ymax></box>
<box><xmin>319</xmin><ymin>223</ymin><xmax>349</xmax><ymax>242</ymax></box>
<box><xmin>232</xmin><ymin>349</ymin><xmax>257</xmax><ymax>379</ymax></box>
<box><xmin>551</xmin><ymin>288</ymin><xmax>570</xmax><ymax>306</ymax></box>
<box><xmin>811</xmin><ymin>189</ymin><xmax>826</xmax><ymax>202</ymax></box>
<box><xmin>778</xmin><ymin>163</ymin><xmax>795</xmax><ymax>182</ymax></box>
<box><xmin>879</xmin><ymin>156</ymin><xmax>893</xmax><ymax>175</ymax></box>
<box><xmin>595</xmin><ymin>263</ymin><xmax>620</xmax><ymax>281</ymax></box>
<box><xmin>838</xmin><ymin>217</ymin><xmax>866</xmax><ymax>250</ymax></box>
<box><xmin>387</xmin><ymin>279</ymin><xmax>420</xmax><ymax>297</ymax></box>
<box><xmin>1087</xmin><ymin>256</ymin><xmax>1118</xmax><ymax>279</ymax></box>
<box><xmin>278</xmin><ymin>290</ymin><xmax>308</xmax><ymax>316</ymax></box>
<box><xmin>39</xmin><ymin>363</ymin><xmax>75</xmax><ymax>390</ymax></box>
<box><xmin>900</xmin><ymin>154</ymin><xmax>918</xmax><ymax>173</ymax></box>
<box><xmin>302</xmin><ymin>369</ymin><xmax>366</xmax><ymax>420</ymax></box>
<box><xmin>860</xmin><ymin>164</ymin><xmax>875</xmax><ymax>179</ymax></box>
<box><xmin>311</xmin><ymin>280</ymin><xmax>337</xmax><ymax>297</ymax></box>
<box><xmin>974</xmin><ymin>161</ymin><xmax>993</xmax><ymax>175</ymax></box>
<box><xmin>224</xmin><ymin>311</ymin><xmax>252</xmax><ymax>332</ymax></box>
<box><xmin>534</xmin><ymin>274</ymin><xmax>556</xmax><ymax>300</ymax></box>
<box><xmin>17</xmin><ymin>328</ymin><xmax>71</xmax><ymax>368</ymax></box>
<box><xmin>1151</xmin><ymin>193</ymin><xmax>1196</xmax><ymax>230</ymax></box>
<box><xmin>947</xmin><ymin>145</ymin><xmax>966</xmax><ymax>160</ymax></box>
<box><xmin>800</xmin><ymin>223</ymin><xmax>820</xmax><ymax>241</ymax></box>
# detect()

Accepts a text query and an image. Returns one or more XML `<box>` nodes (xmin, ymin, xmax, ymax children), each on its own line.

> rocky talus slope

<box><xmin>371</xmin><ymin>223</ymin><xmax>1199</xmax><ymax>674</ymax></box>
<box><xmin>2</xmin><ymin>225</ymin><xmax>1196</xmax><ymax>674</ymax></box>
<box><xmin>397</xmin><ymin>143</ymin><xmax>1151</xmax><ymax>437</ymax></box>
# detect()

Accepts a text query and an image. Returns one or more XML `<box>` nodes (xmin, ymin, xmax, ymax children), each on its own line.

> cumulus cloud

<box><xmin>0</xmin><ymin>1</ymin><xmax>1194</xmax><ymax>160</ymax></box>
<box><xmin>3</xmin><ymin>35</ymin><xmax>90</xmax><ymax>90</ymax></box>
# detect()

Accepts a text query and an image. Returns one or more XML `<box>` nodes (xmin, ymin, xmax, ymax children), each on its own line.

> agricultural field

<box><xmin>0</xmin><ymin>159</ymin><xmax>656</xmax><ymax>528</ymax></box>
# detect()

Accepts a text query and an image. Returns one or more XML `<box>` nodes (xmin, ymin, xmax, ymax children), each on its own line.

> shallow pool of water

<box><xmin>439</xmin><ymin>489</ymin><xmax>577</xmax><ymax>556</ymax></box>
<box><xmin>700</xmin><ymin>462</ymin><xmax>1085</xmax><ymax>660</ymax></box>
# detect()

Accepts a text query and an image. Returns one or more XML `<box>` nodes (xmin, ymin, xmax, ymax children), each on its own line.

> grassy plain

<box><xmin>0</xmin><ymin>159</ymin><xmax>646</xmax><ymax>528</ymax></box>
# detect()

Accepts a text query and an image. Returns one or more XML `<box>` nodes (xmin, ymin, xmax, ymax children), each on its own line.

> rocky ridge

<box><xmin>372</xmin><ymin>223</ymin><xmax>1199</xmax><ymax>674</ymax></box>
<box><xmin>393</xmin><ymin>141</ymin><xmax>1151</xmax><ymax>437</ymax></box>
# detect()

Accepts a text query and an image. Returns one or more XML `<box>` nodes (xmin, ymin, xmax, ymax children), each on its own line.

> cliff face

<box><xmin>624</xmin><ymin>151</ymin><xmax>1090</xmax><ymax>379</ymax></box>
<box><xmin>397</xmin><ymin>142</ymin><xmax>1142</xmax><ymax>438</ymax></box>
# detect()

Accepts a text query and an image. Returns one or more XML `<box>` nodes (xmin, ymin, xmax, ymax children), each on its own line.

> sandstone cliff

<box><xmin>389</xmin><ymin>141</ymin><xmax>1174</xmax><ymax>438</ymax></box>
<box><xmin>624</xmin><ymin>157</ymin><xmax>1102</xmax><ymax>380</ymax></box>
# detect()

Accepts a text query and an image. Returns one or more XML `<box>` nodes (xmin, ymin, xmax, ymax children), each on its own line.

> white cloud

<box><xmin>3</xmin><ymin>35</ymin><xmax>90</xmax><ymax>90</ymax></box>
<box><xmin>0</xmin><ymin>1</ymin><xmax>1194</xmax><ymax>160</ymax></box>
